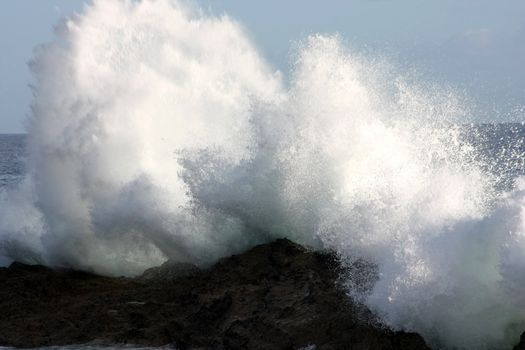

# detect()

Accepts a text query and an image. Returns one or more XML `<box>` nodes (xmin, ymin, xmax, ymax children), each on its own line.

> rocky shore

<box><xmin>0</xmin><ymin>238</ymin><xmax>498</xmax><ymax>349</ymax></box>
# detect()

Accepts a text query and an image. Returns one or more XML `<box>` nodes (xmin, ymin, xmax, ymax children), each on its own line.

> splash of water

<box><xmin>1</xmin><ymin>0</ymin><xmax>525</xmax><ymax>349</ymax></box>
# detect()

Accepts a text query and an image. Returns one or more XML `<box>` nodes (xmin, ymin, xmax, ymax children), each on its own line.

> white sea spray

<box><xmin>1</xmin><ymin>1</ymin><xmax>525</xmax><ymax>349</ymax></box>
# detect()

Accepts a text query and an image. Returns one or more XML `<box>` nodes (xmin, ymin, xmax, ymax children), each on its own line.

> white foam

<box><xmin>1</xmin><ymin>1</ymin><xmax>525</xmax><ymax>348</ymax></box>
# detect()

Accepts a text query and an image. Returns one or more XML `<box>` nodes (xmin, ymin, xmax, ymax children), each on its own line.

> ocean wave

<box><xmin>1</xmin><ymin>1</ymin><xmax>525</xmax><ymax>349</ymax></box>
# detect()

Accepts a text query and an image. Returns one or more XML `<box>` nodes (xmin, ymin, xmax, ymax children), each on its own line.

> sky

<box><xmin>1</xmin><ymin>0</ymin><xmax>525</xmax><ymax>133</ymax></box>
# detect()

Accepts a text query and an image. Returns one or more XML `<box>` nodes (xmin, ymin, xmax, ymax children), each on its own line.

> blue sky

<box><xmin>1</xmin><ymin>0</ymin><xmax>524</xmax><ymax>132</ymax></box>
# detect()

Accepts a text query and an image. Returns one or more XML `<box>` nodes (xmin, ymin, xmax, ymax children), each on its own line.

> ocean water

<box><xmin>0</xmin><ymin>135</ymin><xmax>26</xmax><ymax>189</ymax></box>
<box><xmin>0</xmin><ymin>134</ymin><xmax>26</xmax><ymax>266</ymax></box>
<box><xmin>2</xmin><ymin>1</ymin><xmax>525</xmax><ymax>349</ymax></box>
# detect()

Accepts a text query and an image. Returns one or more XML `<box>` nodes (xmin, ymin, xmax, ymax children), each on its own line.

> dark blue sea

<box><xmin>0</xmin><ymin>134</ymin><xmax>26</xmax><ymax>189</ymax></box>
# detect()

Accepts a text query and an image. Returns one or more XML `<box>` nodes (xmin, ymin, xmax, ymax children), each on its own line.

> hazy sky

<box><xmin>1</xmin><ymin>0</ymin><xmax>524</xmax><ymax>132</ymax></box>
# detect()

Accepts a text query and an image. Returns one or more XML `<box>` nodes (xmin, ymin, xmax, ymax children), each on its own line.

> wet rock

<box><xmin>0</xmin><ymin>239</ymin><xmax>431</xmax><ymax>349</ymax></box>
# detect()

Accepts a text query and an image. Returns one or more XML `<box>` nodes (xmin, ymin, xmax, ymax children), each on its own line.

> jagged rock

<box><xmin>140</xmin><ymin>261</ymin><xmax>199</xmax><ymax>281</ymax></box>
<box><xmin>0</xmin><ymin>239</ymin><xmax>430</xmax><ymax>349</ymax></box>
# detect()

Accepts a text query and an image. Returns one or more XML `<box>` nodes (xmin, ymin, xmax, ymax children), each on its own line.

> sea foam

<box><xmin>1</xmin><ymin>1</ymin><xmax>525</xmax><ymax>349</ymax></box>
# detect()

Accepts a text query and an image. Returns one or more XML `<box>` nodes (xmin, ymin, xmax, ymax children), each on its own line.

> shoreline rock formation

<box><xmin>1</xmin><ymin>239</ymin><xmax>431</xmax><ymax>349</ymax></box>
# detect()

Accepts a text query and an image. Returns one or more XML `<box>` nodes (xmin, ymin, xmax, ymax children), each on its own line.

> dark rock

<box><xmin>0</xmin><ymin>239</ymin><xmax>431</xmax><ymax>349</ymax></box>
<box><xmin>140</xmin><ymin>261</ymin><xmax>199</xmax><ymax>281</ymax></box>
<box><xmin>513</xmin><ymin>332</ymin><xmax>525</xmax><ymax>350</ymax></box>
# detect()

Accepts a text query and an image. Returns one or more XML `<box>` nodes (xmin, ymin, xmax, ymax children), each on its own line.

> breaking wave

<box><xmin>1</xmin><ymin>1</ymin><xmax>525</xmax><ymax>348</ymax></box>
